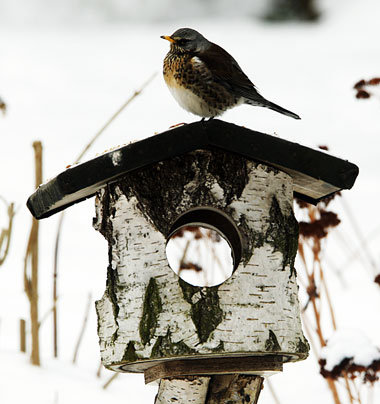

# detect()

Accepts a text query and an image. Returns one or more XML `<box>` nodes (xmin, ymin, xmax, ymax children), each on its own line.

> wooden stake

<box><xmin>20</xmin><ymin>319</ymin><xmax>26</xmax><ymax>353</ymax></box>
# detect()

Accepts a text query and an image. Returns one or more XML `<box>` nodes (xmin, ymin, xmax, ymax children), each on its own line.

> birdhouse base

<box><xmin>143</xmin><ymin>355</ymin><xmax>283</xmax><ymax>384</ymax></box>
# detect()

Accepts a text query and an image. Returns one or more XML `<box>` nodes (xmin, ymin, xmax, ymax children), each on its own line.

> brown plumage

<box><xmin>161</xmin><ymin>28</ymin><xmax>300</xmax><ymax>120</ymax></box>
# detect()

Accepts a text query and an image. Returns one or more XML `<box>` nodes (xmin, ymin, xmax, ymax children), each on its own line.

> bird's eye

<box><xmin>177</xmin><ymin>38</ymin><xmax>189</xmax><ymax>46</ymax></box>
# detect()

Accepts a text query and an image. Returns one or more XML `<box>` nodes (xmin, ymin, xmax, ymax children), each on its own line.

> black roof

<box><xmin>27</xmin><ymin>119</ymin><xmax>359</xmax><ymax>219</ymax></box>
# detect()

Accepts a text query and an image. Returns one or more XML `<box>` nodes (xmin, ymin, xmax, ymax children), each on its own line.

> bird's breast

<box><xmin>162</xmin><ymin>52</ymin><xmax>240</xmax><ymax>117</ymax></box>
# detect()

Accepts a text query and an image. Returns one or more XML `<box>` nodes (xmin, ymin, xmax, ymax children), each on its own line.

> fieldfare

<box><xmin>161</xmin><ymin>28</ymin><xmax>300</xmax><ymax>120</ymax></box>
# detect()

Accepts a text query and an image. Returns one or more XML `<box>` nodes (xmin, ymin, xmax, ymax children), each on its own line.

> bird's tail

<box><xmin>245</xmin><ymin>98</ymin><xmax>301</xmax><ymax>120</ymax></box>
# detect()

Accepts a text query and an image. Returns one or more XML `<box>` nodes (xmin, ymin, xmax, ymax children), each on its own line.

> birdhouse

<box><xmin>27</xmin><ymin>120</ymin><xmax>358</xmax><ymax>402</ymax></box>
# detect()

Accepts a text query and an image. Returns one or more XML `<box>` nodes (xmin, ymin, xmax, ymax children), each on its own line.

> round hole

<box><xmin>165</xmin><ymin>208</ymin><xmax>242</xmax><ymax>287</ymax></box>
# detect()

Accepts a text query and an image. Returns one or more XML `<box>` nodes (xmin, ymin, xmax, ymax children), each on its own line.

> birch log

<box><xmin>154</xmin><ymin>375</ymin><xmax>263</xmax><ymax>404</ymax></box>
<box><xmin>94</xmin><ymin>149</ymin><xmax>309</xmax><ymax>374</ymax></box>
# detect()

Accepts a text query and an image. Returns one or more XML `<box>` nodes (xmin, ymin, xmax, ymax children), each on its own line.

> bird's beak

<box><xmin>160</xmin><ymin>35</ymin><xmax>176</xmax><ymax>44</ymax></box>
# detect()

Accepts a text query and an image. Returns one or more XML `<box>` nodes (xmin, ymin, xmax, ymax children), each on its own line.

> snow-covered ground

<box><xmin>1</xmin><ymin>0</ymin><xmax>380</xmax><ymax>403</ymax></box>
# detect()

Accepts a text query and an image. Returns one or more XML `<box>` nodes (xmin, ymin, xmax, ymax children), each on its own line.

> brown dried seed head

<box><xmin>353</xmin><ymin>79</ymin><xmax>366</xmax><ymax>89</ymax></box>
<box><xmin>180</xmin><ymin>261</ymin><xmax>203</xmax><ymax>272</ymax></box>
<box><xmin>356</xmin><ymin>89</ymin><xmax>371</xmax><ymax>99</ymax></box>
<box><xmin>294</xmin><ymin>197</ymin><xmax>309</xmax><ymax>209</ymax></box>
<box><xmin>320</xmin><ymin>357</ymin><xmax>380</xmax><ymax>384</ymax></box>
<box><xmin>374</xmin><ymin>274</ymin><xmax>380</xmax><ymax>286</ymax></box>
<box><xmin>0</xmin><ymin>98</ymin><xmax>6</xmax><ymax>115</ymax></box>
<box><xmin>321</xmin><ymin>191</ymin><xmax>341</xmax><ymax>208</ymax></box>
<box><xmin>368</xmin><ymin>77</ymin><xmax>380</xmax><ymax>85</ymax></box>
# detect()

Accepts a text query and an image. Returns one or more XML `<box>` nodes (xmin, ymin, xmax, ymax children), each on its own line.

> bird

<box><xmin>161</xmin><ymin>28</ymin><xmax>300</xmax><ymax>120</ymax></box>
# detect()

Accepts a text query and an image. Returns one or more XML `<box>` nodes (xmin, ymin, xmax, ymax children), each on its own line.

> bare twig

<box><xmin>38</xmin><ymin>301</ymin><xmax>60</xmax><ymax>329</ymax></box>
<box><xmin>72</xmin><ymin>293</ymin><xmax>92</xmax><ymax>364</ymax></box>
<box><xmin>298</xmin><ymin>203</ymin><xmax>342</xmax><ymax>404</ymax></box>
<box><xmin>53</xmin><ymin>212</ymin><xmax>64</xmax><ymax>358</ymax></box>
<box><xmin>0</xmin><ymin>96</ymin><xmax>6</xmax><ymax>115</ymax></box>
<box><xmin>97</xmin><ymin>361</ymin><xmax>103</xmax><ymax>378</ymax></box>
<box><xmin>0</xmin><ymin>197</ymin><xmax>15</xmax><ymax>266</ymax></box>
<box><xmin>340</xmin><ymin>198</ymin><xmax>378</xmax><ymax>275</ymax></box>
<box><xmin>103</xmin><ymin>372</ymin><xmax>119</xmax><ymax>389</ymax></box>
<box><xmin>52</xmin><ymin>74</ymin><xmax>156</xmax><ymax>359</ymax></box>
<box><xmin>318</xmin><ymin>261</ymin><xmax>337</xmax><ymax>330</ymax></box>
<box><xmin>74</xmin><ymin>72</ymin><xmax>157</xmax><ymax>164</ymax></box>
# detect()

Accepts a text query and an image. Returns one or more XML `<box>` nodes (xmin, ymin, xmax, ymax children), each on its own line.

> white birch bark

<box><xmin>94</xmin><ymin>153</ymin><xmax>309</xmax><ymax>373</ymax></box>
<box><xmin>155</xmin><ymin>377</ymin><xmax>210</xmax><ymax>404</ymax></box>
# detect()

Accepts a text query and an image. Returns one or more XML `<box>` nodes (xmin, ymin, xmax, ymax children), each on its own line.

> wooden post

<box><xmin>155</xmin><ymin>375</ymin><xmax>263</xmax><ymax>404</ymax></box>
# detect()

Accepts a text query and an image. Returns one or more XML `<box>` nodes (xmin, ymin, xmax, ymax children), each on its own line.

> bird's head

<box><xmin>161</xmin><ymin>28</ymin><xmax>210</xmax><ymax>53</ymax></box>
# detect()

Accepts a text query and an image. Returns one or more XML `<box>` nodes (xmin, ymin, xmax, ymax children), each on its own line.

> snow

<box><xmin>0</xmin><ymin>350</ymin><xmax>156</xmax><ymax>404</ymax></box>
<box><xmin>321</xmin><ymin>329</ymin><xmax>380</xmax><ymax>371</ymax></box>
<box><xmin>111</xmin><ymin>149</ymin><xmax>122</xmax><ymax>166</ymax></box>
<box><xmin>1</xmin><ymin>0</ymin><xmax>380</xmax><ymax>403</ymax></box>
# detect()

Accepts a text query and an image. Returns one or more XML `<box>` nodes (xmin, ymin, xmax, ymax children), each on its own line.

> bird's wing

<box><xmin>196</xmin><ymin>43</ymin><xmax>264</xmax><ymax>102</ymax></box>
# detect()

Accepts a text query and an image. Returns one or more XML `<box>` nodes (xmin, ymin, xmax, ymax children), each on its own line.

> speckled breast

<box><xmin>163</xmin><ymin>52</ymin><xmax>240</xmax><ymax>117</ymax></box>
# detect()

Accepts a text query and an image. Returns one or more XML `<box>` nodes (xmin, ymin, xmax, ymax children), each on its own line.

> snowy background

<box><xmin>1</xmin><ymin>0</ymin><xmax>380</xmax><ymax>403</ymax></box>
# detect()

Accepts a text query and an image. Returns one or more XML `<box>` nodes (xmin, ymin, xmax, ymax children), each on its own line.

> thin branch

<box><xmin>96</xmin><ymin>361</ymin><xmax>103</xmax><ymax>378</ymax></box>
<box><xmin>53</xmin><ymin>212</ymin><xmax>64</xmax><ymax>358</ymax></box>
<box><xmin>0</xmin><ymin>199</ymin><xmax>15</xmax><ymax>266</ymax></box>
<box><xmin>0</xmin><ymin>96</ymin><xmax>6</xmax><ymax>115</ymax></box>
<box><xmin>74</xmin><ymin>72</ymin><xmax>157</xmax><ymax>164</ymax></box>
<box><xmin>52</xmin><ymin>74</ymin><xmax>156</xmax><ymax>360</ymax></box>
<box><xmin>318</xmin><ymin>261</ymin><xmax>337</xmax><ymax>330</ymax></box>
<box><xmin>72</xmin><ymin>293</ymin><xmax>92</xmax><ymax>364</ymax></box>
<box><xmin>340</xmin><ymin>198</ymin><xmax>378</xmax><ymax>274</ymax></box>
<box><xmin>103</xmin><ymin>372</ymin><xmax>119</xmax><ymax>389</ymax></box>
<box><xmin>300</xmin><ymin>312</ymin><xmax>319</xmax><ymax>359</ymax></box>
<box><xmin>38</xmin><ymin>300</ymin><xmax>60</xmax><ymax>329</ymax></box>
<box><xmin>343</xmin><ymin>374</ymin><xmax>355</xmax><ymax>404</ymax></box>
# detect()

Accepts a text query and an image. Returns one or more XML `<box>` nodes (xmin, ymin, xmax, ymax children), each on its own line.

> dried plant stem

<box><xmin>0</xmin><ymin>96</ymin><xmax>6</xmax><ymax>115</ymax></box>
<box><xmin>53</xmin><ymin>212</ymin><xmax>64</xmax><ymax>358</ymax></box>
<box><xmin>96</xmin><ymin>361</ymin><xmax>103</xmax><ymax>378</ymax></box>
<box><xmin>72</xmin><ymin>293</ymin><xmax>92</xmax><ymax>364</ymax></box>
<box><xmin>297</xmin><ymin>206</ymin><xmax>342</xmax><ymax>404</ymax></box>
<box><xmin>300</xmin><ymin>313</ymin><xmax>319</xmax><ymax>358</ymax></box>
<box><xmin>318</xmin><ymin>262</ymin><xmax>337</xmax><ymax>330</ymax></box>
<box><xmin>340</xmin><ymin>198</ymin><xmax>377</xmax><ymax>275</ymax></box>
<box><xmin>310</xmin><ymin>294</ymin><xmax>325</xmax><ymax>347</ymax></box>
<box><xmin>103</xmin><ymin>373</ymin><xmax>119</xmax><ymax>389</ymax></box>
<box><xmin>0</xmin><ymin>198</ymin><xmax>15</xmax><ymax>266</ymax></box>
<box><xmin>24</xmin><ymin>141</ymin><xmax>42</xmax><ymax>366</ymax></box>
<box><xmin>178</xmin><ymin>239</ymin><xmax>191</xmax><ymax>279</ymax></box>
<box><xmin>39</xmin><ymin>303</ymin><xmax>59</xmax><ymax>328</ymax></box>
<box><xmin>74</xmin><ymin>72</ymin><xmax>157</xmax><ymax>164</ymax></box>
<box><xmin>344</xmin><ymin>375</ymin><xmax>355</xmax><ymax>404</ymax></box>
<box><xmin>351</xmin><ymin>378</ymin><xmax>362</xmax><ymax>404</ymax></box>
<box><xmin>51</xmin><ymin>73</ymin><xmax>156</xmax><ymax>360</ymax></box>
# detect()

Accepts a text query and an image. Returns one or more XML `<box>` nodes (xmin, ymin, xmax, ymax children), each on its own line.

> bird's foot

<box><xmin>200</xmin><ymin>117</ymin><xmax>215</xmax><ymax>122</ymax></box>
